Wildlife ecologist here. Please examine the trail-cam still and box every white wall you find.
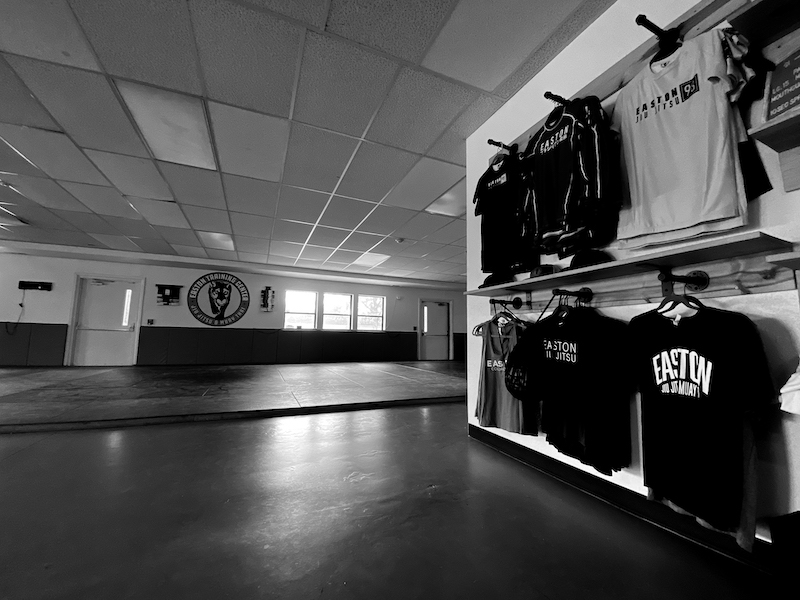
[465,0,800,522]
[0,253,467,333]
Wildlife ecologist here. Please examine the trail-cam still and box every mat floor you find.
[0,361,466,431]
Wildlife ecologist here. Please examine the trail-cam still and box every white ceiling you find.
[0,0,612,287]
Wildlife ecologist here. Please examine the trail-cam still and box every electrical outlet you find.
[147,319,155,325]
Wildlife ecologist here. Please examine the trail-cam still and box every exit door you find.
[420,301,450,360]
[71,277,142,366]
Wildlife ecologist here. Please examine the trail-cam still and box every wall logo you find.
[187,272,250,326]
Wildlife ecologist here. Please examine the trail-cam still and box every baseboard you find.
[468,424,779,575]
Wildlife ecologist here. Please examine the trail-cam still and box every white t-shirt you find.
[613,30,748,248]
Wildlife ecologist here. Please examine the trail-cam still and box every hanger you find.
[655,269,708,324]
[636,14,682,63]
[487,139,518,167]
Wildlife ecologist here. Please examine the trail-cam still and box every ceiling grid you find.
[0,0,611,285]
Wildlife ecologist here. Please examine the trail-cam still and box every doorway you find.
[419,300,451,360]
[70,277,143,366]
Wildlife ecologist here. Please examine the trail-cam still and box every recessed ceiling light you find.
[425,178,467,217]
[116,81,216,170]
[353,252,390,267]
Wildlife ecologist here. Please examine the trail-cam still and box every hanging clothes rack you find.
[487,139,518,153]
[552,287,593,303]
[489,297,530,310]
[657,269,709,296]
[635,14,682,61]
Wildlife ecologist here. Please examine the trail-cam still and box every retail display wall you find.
[465,0,800,562]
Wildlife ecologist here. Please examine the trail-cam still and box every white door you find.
[72,277,142,366]
[421,301,450,360]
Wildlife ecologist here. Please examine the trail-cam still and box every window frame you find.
[321,292,353,330]
[283,289,318,330]
[355,294,386,332]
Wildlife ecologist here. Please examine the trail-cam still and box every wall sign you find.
[187,272,250,326]
[767,48,800,121]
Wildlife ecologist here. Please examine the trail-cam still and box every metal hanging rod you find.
[552,287,593,303]
[544,91,569,106]
[489,297,529,310]
[657,268,710,296]
[487,139,518,153]
[635,14,668,38]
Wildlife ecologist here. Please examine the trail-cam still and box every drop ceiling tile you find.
[282,124,358,193]
[276,186,328,223]
[0,125,107,185]
[452,236,466,247]
[172,244,208,258]
[425,178,467,217]
[383,157,464,211]
[118,82,214,170]
[393,212,454,240]
[132,238,176,255]
[0,0,100,70]
[327,0,457,62]
[343,264,373,273]
[155,226,201,247]
[128,198,190,229]
[12,228,99,247]
[427,95,504,165]
[0,55,59,130]
[296,258,326,270]
[85,151,172,200]
[318,197,374,230]
[89,233,141,252]
[307,225,349,248]
[378,256,412,269]
[294,32,399,136]
[238,252,269,264]
[424,218,466,244]
[366,68,474,153]
[269,240,303,258]
[422,0,582,91]
[206,249,238,261]
[0,138,44,177]
[102,216,161,239]
[70,0,200,93]
[190,0,303,116]
[197,231,235,251]
[445,253,466,265]
[7,203,78,231]
[423,244,464,262]
[234,236,271,255]
[158,162,224,209]
[230,212,273,239]
[59,182,141,219]
[320,262,348,271]
[335,142,418,202]
[0,174,88,212]
[339,231,383,252]
[300,245,335,261]
[209,102,289,181]
[241,0,329,28]
[272,219,312,243]
[267,255,296,266]
[7,57,148,157]
[356,205,415,236]
[182,206,231,234]
[387,269,415,278]
[223,174,279,217]
[328,249,362,264]
[397,241,444,258]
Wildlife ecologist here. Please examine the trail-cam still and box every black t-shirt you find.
[628,307,774,530]
[507,306,633,474]
[473,155,527,273]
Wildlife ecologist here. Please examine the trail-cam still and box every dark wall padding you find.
[453,333,466,361]
[0,322,67,366]
[136,327,423,366]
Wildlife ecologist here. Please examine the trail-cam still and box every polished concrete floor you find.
[0,361,465,431]
[0,404,777,599]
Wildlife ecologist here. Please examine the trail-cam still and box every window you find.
[357,295,385,331]
[323,293,352,330]
[284,290,317,329]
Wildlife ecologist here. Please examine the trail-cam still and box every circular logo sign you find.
[187,272,250,326]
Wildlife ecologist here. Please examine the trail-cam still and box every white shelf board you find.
[766,251,800,271]
[466,231,793,297]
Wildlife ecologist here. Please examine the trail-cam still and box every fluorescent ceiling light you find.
[197,231,235,251]
[425,178,467,217]
[117,81,215,170]
[353,252,390,267]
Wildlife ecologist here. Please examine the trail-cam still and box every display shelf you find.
[466,231,793,297]
[748,109,800,153]
[766,250,800,270]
